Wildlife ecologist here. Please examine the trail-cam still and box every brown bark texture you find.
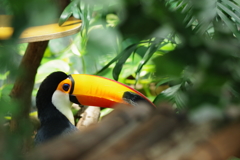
[26,103,240,160]
[76,106,100,130]
[10,41,48,130]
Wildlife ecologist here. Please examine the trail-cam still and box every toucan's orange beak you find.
[57,74,155,108]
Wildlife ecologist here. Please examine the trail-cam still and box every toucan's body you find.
[35,71,155,144]
[34,106,77,144]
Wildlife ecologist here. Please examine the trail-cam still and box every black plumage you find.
[35,72,77,145]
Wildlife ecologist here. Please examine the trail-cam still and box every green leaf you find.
[0,71,9,80]
[59,1,79,26]
[135,39,167,82]
[153,83,187,108]
[113,44,137,80]
[96,55,120,75]
[0,84,13,99]
[233,0,240,5]
[222,0,240,16]
[181,1,192,13]
[59,2,73,26]
[96,67,113,79]
[153,52,185,78]
[72,4,81,19]
[119,53,142,79]
[79,4,86,33]
[155,77,178,88]
[175,0,189,11]
[218,2,240,23]
[82,4,92,33]
[100,108,114,119]
[217,8,240,39]
[153,84,180,104]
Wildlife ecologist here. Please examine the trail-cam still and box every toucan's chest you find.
[35,118,77,145]
[35,107,78,145]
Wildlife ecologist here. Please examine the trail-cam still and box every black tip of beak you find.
[69,95,81,105]
[123,91,155,108]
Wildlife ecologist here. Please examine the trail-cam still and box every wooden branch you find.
[182,122,240,160]
[10,41,48,131]
[76,106,100,130]
[129,121,213,160]
[84,105,183,160]
[26,103,240,160]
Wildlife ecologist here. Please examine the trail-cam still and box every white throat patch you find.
[52,90,75,125]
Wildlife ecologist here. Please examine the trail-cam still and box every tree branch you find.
[76,106,100,130]
[26,103,240,160]
[10,41,48,121]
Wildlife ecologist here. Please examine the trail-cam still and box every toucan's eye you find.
[62,84,70,91]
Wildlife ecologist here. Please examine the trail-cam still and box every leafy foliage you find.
[2,0,240,110]
[1,0,240,158]
[56,0,240,112]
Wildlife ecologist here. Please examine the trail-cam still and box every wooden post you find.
[10,41,48,132]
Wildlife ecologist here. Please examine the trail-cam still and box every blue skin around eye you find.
[63,84,70,91]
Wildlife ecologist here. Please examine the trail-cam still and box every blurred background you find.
[1,0,240,159]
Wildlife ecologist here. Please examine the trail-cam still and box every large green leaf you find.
[113,44,137,81]
[59,0,80,26]
[153,84,180,104]
[222,0,240,16]
[135,39,166,82]
[218,2,240,23]
[217,8,240,39]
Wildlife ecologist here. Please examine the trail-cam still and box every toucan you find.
[35,71,155,144]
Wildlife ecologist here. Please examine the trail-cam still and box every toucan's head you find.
[36,71,155,124]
